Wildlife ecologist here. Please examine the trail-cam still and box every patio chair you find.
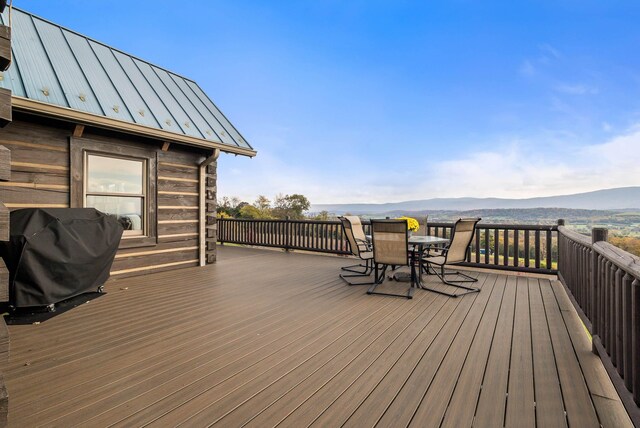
[339,216,374,285]
[367,219,415,299]
[421,217,481,297]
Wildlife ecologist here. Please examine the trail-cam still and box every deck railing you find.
[218,218,558,274]
[425,221,557,274]
[218,218,350,254]
[558,223,640,421]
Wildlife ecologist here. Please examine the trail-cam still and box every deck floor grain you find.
[1,246,632,427]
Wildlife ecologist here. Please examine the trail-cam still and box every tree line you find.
[217,194,330,220]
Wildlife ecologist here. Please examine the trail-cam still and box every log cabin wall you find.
[0,115,209,282]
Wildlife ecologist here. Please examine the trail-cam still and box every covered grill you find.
[0,208,123,308]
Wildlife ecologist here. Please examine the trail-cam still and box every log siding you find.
[0,117,208,281]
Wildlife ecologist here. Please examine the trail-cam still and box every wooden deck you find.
[2,246,632,427]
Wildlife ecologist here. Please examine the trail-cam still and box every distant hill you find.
[311,186,640,215]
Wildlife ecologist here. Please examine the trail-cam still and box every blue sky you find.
[19,1,640,204]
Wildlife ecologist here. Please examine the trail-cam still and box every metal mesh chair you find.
[367,219,415,299]
[339,216,374,285]
[422,217,481,297]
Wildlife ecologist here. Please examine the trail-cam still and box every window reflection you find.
[86,196,143,233]
[87,155,144,194]
[85,153,146,237]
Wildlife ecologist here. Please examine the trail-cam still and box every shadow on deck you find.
[2,246,632,427]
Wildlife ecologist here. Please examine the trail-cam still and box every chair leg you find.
[339,259,374,285]
[341,261,371,274]
[420,264,480,298]
[367,264,414,299]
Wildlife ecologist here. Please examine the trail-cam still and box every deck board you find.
[473,275,517,427]
[505,276,536,427]
[529,278,567,427]
[1,246,632,427]
[540,279,600,427]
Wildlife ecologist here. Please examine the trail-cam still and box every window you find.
[71,137,157,248]
[85,154,146,236]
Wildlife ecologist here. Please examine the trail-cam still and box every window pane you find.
[87,155,144,194]
[86,196,143,232]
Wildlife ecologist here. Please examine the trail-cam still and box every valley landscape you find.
[311,187,640,255]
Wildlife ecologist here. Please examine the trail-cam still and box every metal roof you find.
[0,8,254,155]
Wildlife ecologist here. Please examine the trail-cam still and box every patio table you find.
[366,235,450,288]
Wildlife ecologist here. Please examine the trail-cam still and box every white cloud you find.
[519,60,536,77]
[218,127,640,205]
[423,126,640,199]
[538,44,562,62]
[555,83,599,95]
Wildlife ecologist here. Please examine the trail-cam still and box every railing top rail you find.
[219,217,559,231]
[559,225,640,278]
[218,218,340,225]
[558,225,592,247]
[593,241,640,278]
[428,221,558,231]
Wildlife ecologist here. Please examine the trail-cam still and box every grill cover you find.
[0,208,123,308]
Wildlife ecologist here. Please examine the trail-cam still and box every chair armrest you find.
[355,238,372,252]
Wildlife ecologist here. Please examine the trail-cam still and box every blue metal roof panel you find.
[1,8,254,152]
[185,80,252,149]
[147,64,222,142]
[32,19,104,115]
[10,10,67,106]
[89,41,160,128]
[62,29,134,122]
[112,50,182,133]
[0,64,25,96]
[169,73,239,148]
[133,59,205,140]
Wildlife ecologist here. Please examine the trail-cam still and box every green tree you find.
[253,195,273,218]
[272,194,310,219]
[238,204,262,219]
[314,210,330,221]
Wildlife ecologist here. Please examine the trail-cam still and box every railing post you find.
[285,216,292,252]
[591,227,608,354]
[592,227,608,244]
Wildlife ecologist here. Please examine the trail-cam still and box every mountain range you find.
[311,186,640,215]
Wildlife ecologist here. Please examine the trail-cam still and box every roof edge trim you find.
[11,96,257,157]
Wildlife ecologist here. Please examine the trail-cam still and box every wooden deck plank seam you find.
[204,288,441,427]
[407,274,506,427]
[10,274,360,412]
[18,280,384,424]
[371,272,495,427]
[437,275,510,428]
[7,266,352,386]
[233,287,448,427]
[533,278,569,427]
[12,278,364,417]
[100,292,405,427]
[545,279,603,427]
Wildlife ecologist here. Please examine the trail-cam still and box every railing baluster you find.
[503,229,509,266]
[513,229,519,267]
[632,279,640,404]
[546,229,552,269]
[493,229,499,265]
[534,230,541,268]
[524,230,530,268]
[623,273,633,389]
[484,229,490,264]
[615,268,623,373]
